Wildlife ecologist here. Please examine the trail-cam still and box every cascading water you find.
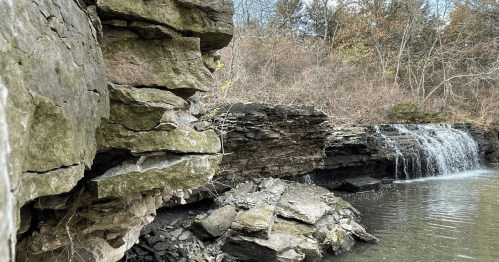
[374,124,481,180]
[394,124,480,177]
[0,77,13,261]
[374,126,408,180]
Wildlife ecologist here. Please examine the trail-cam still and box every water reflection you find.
[331,169,499,262]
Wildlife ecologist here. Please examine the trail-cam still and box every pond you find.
[331,168,499,262]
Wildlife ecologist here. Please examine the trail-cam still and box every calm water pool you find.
[330,168,499,262]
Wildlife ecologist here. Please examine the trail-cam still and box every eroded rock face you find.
[96,0,234,51]
[211,103,330,181]
[0,0,109,220]
[6,0,233,261]
[102,37,213,93]
[16,190,160,262]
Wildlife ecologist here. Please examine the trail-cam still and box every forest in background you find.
[203,0,499,126]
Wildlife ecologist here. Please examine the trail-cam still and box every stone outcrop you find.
[122,179,377,262]
[1,0,109,209]
[91,154,223,198]
[5,0,233,261]
[211,103,330,181]
[95,0,234,51]
[16,190,160,262]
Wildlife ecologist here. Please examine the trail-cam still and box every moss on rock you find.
[91,154,223,198]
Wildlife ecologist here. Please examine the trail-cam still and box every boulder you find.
[339,177,382,192]
[96,0,234,51]
[91,154,223,198]
[222,233,321,262]
[276,184,331,225]
[191,205,237,240]
[231,204,276,239]
[101,37,213,96]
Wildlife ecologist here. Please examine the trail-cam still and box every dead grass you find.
[204,32,499,127]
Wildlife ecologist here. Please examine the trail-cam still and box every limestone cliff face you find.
[0,0,233,261]
[0,0,109,225]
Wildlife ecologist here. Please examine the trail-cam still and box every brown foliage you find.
[205,0,499,126]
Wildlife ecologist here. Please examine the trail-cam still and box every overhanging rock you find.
[91,154,223,198]
[96,0,234,51]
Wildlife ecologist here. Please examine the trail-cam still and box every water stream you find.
[0,77,13,261]
[328,124,496,261]
[375,124,481,179]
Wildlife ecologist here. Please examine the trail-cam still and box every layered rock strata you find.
[10,0,234,261]
[313,123,494,188]
[211,103,331,181]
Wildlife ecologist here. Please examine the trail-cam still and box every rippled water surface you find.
[331,169,499,262]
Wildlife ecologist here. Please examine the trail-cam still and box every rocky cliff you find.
[1,0,233,261]
[211,103,331,181]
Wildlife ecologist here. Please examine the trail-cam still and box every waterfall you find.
[374,124,481,180]
[374,126,408,180]
[0,77,13,261]
[394,124,480,177]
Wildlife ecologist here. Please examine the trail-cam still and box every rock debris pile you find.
[124,178,378,262]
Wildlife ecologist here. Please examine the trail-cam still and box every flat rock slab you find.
[191,205,237,240]
[91,154,222,198]
[222,232,321,262]
[231,204,275,239]
[339,177,381,192]
[216,178,288,209]
[276,183,331,225]
[96,123,220,154]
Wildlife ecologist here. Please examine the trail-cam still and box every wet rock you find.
[231,204,275,239]
[191,205,237,240]
[323,226,356,255]
[339,177,382,192]
[349,221,379,243]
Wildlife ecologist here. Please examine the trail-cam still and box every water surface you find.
[331,169,499,262]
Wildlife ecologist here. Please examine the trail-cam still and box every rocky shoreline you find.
[122,178,378,262]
